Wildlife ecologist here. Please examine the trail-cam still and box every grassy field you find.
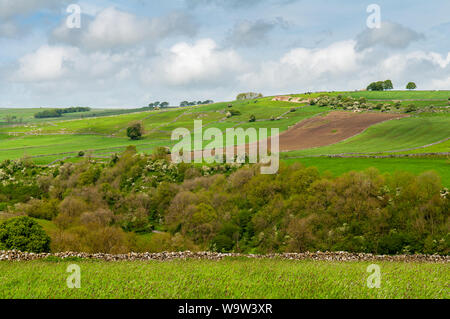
[0,107,150,126]
[0,259,448,299]
[0,91,449,186]
[282,114,450,157]
[282,157,450,187]
[292,90,450,100]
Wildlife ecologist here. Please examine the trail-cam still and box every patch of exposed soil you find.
[187,111,407,160]
[278,111,407,152]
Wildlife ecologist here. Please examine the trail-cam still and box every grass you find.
[282,157,450,187]
[0,107,151,126]
[0,102,327,162]
[0,259,447,299]
[282,114,450,157]
[291,90,450,100]
[0,92,448,185]
[0,135,170,162]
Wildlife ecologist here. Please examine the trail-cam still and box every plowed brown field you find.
[278,111,407,151]
[188,111,407,160]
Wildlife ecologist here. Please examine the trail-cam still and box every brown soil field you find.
[187,111,407,160]
[278,111,408,152]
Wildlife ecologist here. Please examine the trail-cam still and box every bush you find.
[152,147,171,160]
[127,122,144,140]
[405,105,417,113]
[0,216,51,253]
[249,115,256,122]
[23,199,59,220]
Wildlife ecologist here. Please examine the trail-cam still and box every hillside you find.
[0,90,448,185]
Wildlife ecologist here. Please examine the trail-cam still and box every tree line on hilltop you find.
[34,107,91,119]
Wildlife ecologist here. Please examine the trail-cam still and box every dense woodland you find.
[0,146,448,255]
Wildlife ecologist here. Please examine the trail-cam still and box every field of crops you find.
[0,259,447,299]
[281,114,450,156]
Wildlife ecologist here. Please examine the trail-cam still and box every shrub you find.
[152,147,171,160]
[228,109,241,116]
[78,151,85,157]
[249,115,256,122]
[405,105,417,113]
[0,216,51,253]
[126,122,144,140]
[23,199,59,220]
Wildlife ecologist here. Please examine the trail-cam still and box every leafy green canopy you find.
[0,216,51,253]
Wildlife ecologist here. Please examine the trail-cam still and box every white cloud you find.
[239,40,450,93]
[225,18,288,47]
[0,0,67,19]
[239,40,361,91]
[355,22,424,52]
[51,7,197,51]
[0,21,22,38]
[146,39,246,87]
[6,37,450,107]
[12,44,142,82]
[13,45,77,82]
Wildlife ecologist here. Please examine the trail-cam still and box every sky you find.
[0,0,449,108]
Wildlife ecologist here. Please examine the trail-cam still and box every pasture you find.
[0,90,449,185]
[0,259,448,299]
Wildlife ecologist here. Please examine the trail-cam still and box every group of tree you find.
[366,80,394,91]
[3,115,23,124]
[148,102,170,109]
[0,148,447,255]
[34,107,91,119]
[367,80,417,91]
[180,100,214,107]
[236,92,264,101]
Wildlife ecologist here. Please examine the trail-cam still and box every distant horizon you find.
[1,89,450,109]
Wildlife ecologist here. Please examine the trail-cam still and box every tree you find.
[236,92,264,101]
[127,122,144,140]
[383,80,393,90]
[367,81,385,91]
[160,102,169,108]
[0,216,51,253]
[406,82,417,90]
[249,115,256,122]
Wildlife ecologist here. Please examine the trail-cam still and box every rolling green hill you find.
[0,90,449,185]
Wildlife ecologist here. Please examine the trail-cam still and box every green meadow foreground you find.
[0,259,448,299]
